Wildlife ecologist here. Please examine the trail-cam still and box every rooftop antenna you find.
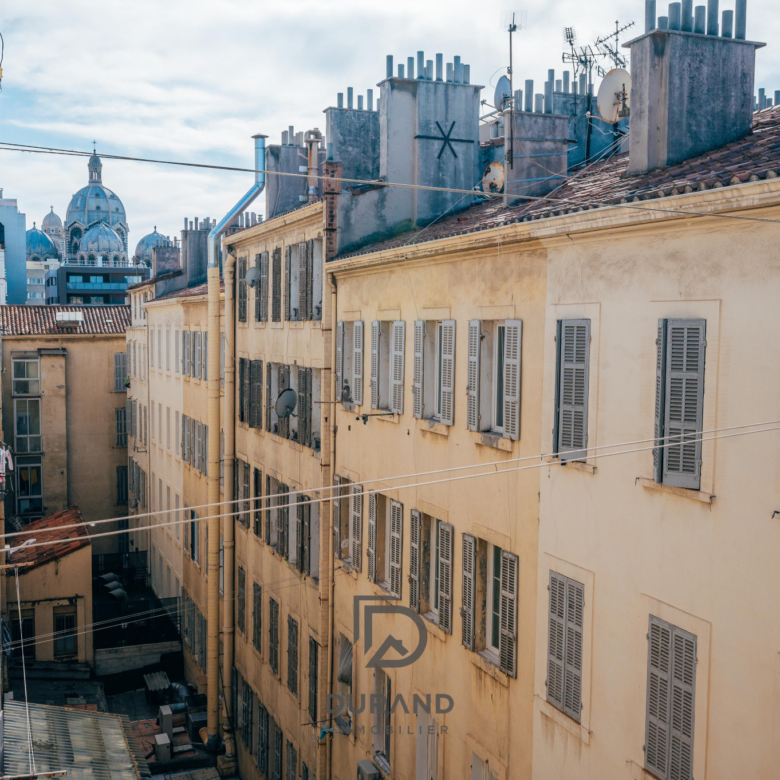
[594,20,636,70]
[501,10,527,170]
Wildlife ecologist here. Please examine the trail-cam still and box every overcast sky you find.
[1,0,778,251]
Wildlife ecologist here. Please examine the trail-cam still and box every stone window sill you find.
[418,419,449,437]
[469,650,509,687]
[536,696,590,745]
[376,412,400,424]
[636,477,714,504]
[543,455,596,474]
[472,431,513,452]
[422,612,448,642]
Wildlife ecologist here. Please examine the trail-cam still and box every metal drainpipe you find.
[205,133,266,750]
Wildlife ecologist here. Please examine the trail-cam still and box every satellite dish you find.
[482,161,505,193]
[494,75,512,111]
[275,387,298,419]
[245,266,260,288]
[597,68,631,124]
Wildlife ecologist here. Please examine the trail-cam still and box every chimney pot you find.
[367,89,374,110]
[463,64,471,84]
[426,60,434,80]
[524,80,534,112]
[347,87,354,109]
[184,217,188,229]
[446,63,453,82]
[775,89,780,106]
[358,95,364,110]
[407,56,415,80]
[282,130,289,145]
[398,63,405,78]
[681,0,694,30]
[759,87,766,109]
[579,73,587,94]
[693,5,706,32]
[534,94,544,113]
[386,55,393,79]
[721,9,733,37]
[454,56,463,84]
[417,51,425,79]
[658,15,669,28]
[735,0,746,39]
[707,0,719,35]
[646,0,657,30]
[514,89,523,109]
[436,54,443,81]
[337,92,344,108]
[544,81,553,113]
[563,71,570,93]
[556,79,562,92]
[289,125,295,141]
[668,2,682,30]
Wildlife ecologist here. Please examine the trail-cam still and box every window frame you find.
[485,543,502,662]
[14,397,42,453]
[53,606,78,658]
[12,357,40,396]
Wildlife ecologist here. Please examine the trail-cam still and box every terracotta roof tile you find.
[7,506,90,572]
[0,305,130,336]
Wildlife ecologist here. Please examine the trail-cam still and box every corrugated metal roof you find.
[0,306,131,336]
[3,700,150,780]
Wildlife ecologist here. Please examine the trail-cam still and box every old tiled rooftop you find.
[154,280,224,301]
[336,106,780,259]
[7,506,91,571]
[0,305,131,336]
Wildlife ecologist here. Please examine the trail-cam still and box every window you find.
[335,634,353,733]
[257,702,270,774]
[373,669,392,769]
[114,352,128,392]
[238,256,247,322]
[12,358,39,395]
[175,330,180,374]
[547,571,584,722]
[467,319,522,439]
[194,331,203,379]
[237,565,246,635]
[335,321,363,406]
[269,598,280,676]
[249,360,263,428]
[471,754,499,780]
[176,412,180,457]
[151,328,155,368]
[295,495,319,579]
[53,606,77,657]
[238,359,249,424]
[370,320,405,413]
[166,407,171,450]
[166,329,170,370]
[189,510,200,563]
[241,681,254,748]
[253,583,262,652]
[157,329,162,371]
[553,319,590,461]
[286,740,297,780]
[308,637,319,723]
[412,320,455,424]
[234,459,250,527]
[653,319,706,490]
[183,331,192,375]
[287,615,298,696]
[367,493,403,598]
[409,512,452,633]
[11,610,35,659]
[117,465,128,505]
[645,617,696,780]
[14,399,41,452]
[115,407,127,446]
[256,251,269,322]
[253,467,263,537]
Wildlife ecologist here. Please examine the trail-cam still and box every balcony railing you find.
[67,282,129,291]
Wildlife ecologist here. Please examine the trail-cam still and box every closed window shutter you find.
[298,241,310,321]
[563,578,583,718]
[204,425,209,476]
[253,583,261,650]
[284,246,292,321]
[258,704,269,773]
[499,551,519,678]
[184,331,191,375]
[308,637,318,722]
[290,493,299,568]
[367,492,377,583]
[461,533,476,650]
[243,459,250,526]
[274,729,283,779]
[250,360,263,428]
[503,320,522,441]
[371,322,380,409]
[306,240,315,321]
[663,319,706,490]
[287,616,298,696]
[194,332,202,379]
[238,257,247,322]
[467,321,481,431]
[333,475,342,560]
[269,599,279,675]
[243,359,251,424]
[413,321,424,419]
[259,251,269,322]
[302,498,311,575]
[278,484,289,558]
[298,367,311,447]
[547,572,566,710]
[391,321,405,414]
[409,509,421,612]
[278,365,290,438]
[350,483,363,571]
[654,319,668,483]
[253,468,262,536]
[203,332,208,380]
[440,320,456,426]
[556,319,590,460]
[114,353,126,392]
[389,500,403,599]
[237,566,246,634]
[438,522,453,633]
[646,616,673,779]
[669,626,696,780]
[265,475,272,544]
[265,363,273,433]
[352,321,364,405]
[272,247,282,322]
[335,322,344,402]
[238,360,245,422]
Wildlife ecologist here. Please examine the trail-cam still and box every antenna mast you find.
[501,11,526,170]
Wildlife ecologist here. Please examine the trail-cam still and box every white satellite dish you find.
[275,387,297,419]
[245,266,260,288]
[597,68,631,124]
[482,161,506,193]
[494,75,512,111]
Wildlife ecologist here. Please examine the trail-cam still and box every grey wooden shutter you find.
[391,321,405,414]
[243,359,251,423]
[237,566,246,634]
[250,360,263,428]
[238,257,247,322]
[258,704,269,773]
[547,572,566,710]
[243,459,250,525]
[298,366,312,448]
[184,331,192,375]
[367,492,377,583]
[413,321,424,419]
[333,475,342,560]
[371,321,380,409]
[389,500,403,598]
[254,254,262,322]
[308,637,318,722]
[654,319,668,483]
[204,425,209,476]
[278,484,289,557]
[352,321,364,405]
[302,498,311,575]
[265,475,272,543]
[114,352,126,392]
[663,319,706,490]
[253,582,262,650]
[504,320,522,441]
[350,483,363,571]
[563,577,583,719]
[440,320,456,426]
[646,616,673,779]
[195,332,203,379]
[290,494,300,568]
[284,246,292,321]
[466,321,481,431]
[298,241,310,320]
[409,509,421,612]
[287,616,298,695]
[306,240,315,321]
[272,247,282,322]
[265,362,273,433]
[461,533,476,650]
[438,522,453,633]
[259,251,269,322]
[234,459,240,523]
[557,319,590,460]
[499,551,519,678]
[278,365,290,439]
[203,332,208,380]
[335,322,344,402]
[669,625,696,780]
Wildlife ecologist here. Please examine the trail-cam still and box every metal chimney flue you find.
[722,10,734,37]
[668,2,682,30]
[694,5,706,33]
[682,0,694,30]
[707,0,719,35]
[646,0,657,30]
[735,0,746,39]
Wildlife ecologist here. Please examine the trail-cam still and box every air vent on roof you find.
[56,311,84,329]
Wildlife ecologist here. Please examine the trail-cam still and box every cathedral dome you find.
[65,155,126,229]
[26,224,59,259]
[42,207,62,229]
[134,227,170,263]
[79,222,125,255]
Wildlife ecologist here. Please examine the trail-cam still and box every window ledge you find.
[469,650,509,687]
[472,431,512,452]
[536,696,590,745]
[287,439,303,452]
[418,419,449,437]
[289,321,305,329]
[376,412,400,424]
[636,477,714,504]
[253,321,266,329]
[422,613,448,642]
[543,455,597,474]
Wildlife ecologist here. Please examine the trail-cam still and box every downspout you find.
[206,133,266,751]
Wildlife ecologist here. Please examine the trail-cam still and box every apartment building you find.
[0,305,130,551]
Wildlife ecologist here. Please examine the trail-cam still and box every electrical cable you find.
[14,567,36,776]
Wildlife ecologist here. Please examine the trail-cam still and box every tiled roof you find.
[154,279,224,301]
[126,269,182,292]
[336,106,780,259]
[0,305,131,336]
[7,506,91,571]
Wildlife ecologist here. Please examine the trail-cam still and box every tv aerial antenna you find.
[501,10,527,170]
[562,27,602,84]
[594,21,635,70]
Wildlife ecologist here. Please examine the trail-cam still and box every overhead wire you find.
[13,567,35,776]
